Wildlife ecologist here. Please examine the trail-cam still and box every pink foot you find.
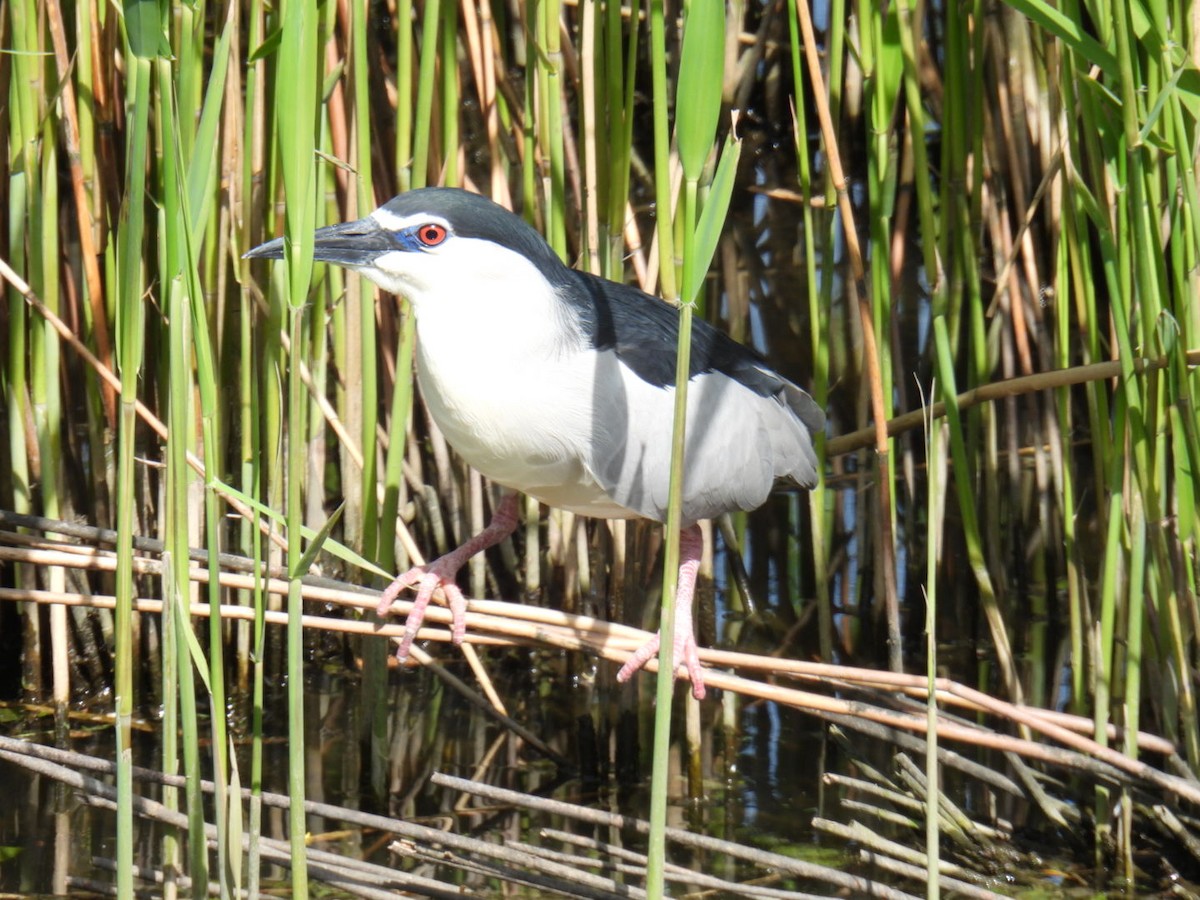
[377,492,519,660]
[616,525,707,699]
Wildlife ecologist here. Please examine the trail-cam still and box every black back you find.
[565,270,824,431]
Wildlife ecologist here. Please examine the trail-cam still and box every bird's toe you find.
[442,582,469,644]
[616,631,706,698]
[377,564,428,615]
[379,561,474,660]
[675,632,707,700]
[616,634,660,684]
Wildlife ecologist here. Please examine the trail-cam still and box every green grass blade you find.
[674,0,723,182]
[1001,0,1118,75]
[209,477,392,578]
[924,388,941,900]
[291,502,346,577]
[274,1,322,892]
[412,0,441,188]
[932,317,1021,702]
[685,129,741,304]
[113,37,155,897]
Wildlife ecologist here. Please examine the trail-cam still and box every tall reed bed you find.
[0,0,1197,894]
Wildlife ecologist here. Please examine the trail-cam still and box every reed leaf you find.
[674,0,724,182]
[685,129,741,305]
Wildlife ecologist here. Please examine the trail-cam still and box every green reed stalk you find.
[937,0,965,333]
[156,63,191,899]
[1055,40,1104,715]
[175,4,197,161]
[822,0,845,207]
[1093,392,1126,852]
[155,53,215,891]
[9,0,54,708]
[646,0,675,302]
[248,506,267,897]
[153,253,181,900]
[306,183,331,526]
[240,1,268,891]
[601,0,638,280]
[441,0,460,185]
[807,0,846,589]
[182,7,237,887]
[644,0,727,890]
[284,313,311,894]
[345,0,390,803]
[1121,492,1147,881]
[115,21,156,893]
[783,0,832,662]
[74,2,96,235]
[15,0,65,718]
[856,0,903,671]
[396,0,415,191]
[277,0,322,890]
[39,61,67,731]
[932,317,1020,701]
[642,0,675,887]
[348,0,376,553]
[1100,0,1198,759]
[198,237,233,896]
[3,0,37,703]
[960,0,989,586]
[539,0,566,253]
[925,394,941,900]
[412,0,441,188]
[646,193,691,899]
[54,0,113,508]
[521,24,537,217]
[377,309,418,602]
[893,0,940,300]
[163,286,207,893]
[581,0,599,271]
[1053,214,1084,718]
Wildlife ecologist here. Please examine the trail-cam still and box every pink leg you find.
[377,492,520,660]
[616,525,707,699]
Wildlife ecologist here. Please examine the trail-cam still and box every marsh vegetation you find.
[0,0,1198,895]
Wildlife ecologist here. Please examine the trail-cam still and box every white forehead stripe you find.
[371,207,451,231]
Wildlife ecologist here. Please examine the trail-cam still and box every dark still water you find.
[4,610,1179,897]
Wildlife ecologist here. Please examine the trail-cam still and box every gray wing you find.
[585,350,821,526]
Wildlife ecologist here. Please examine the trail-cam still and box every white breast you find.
[400,238,638,518]
[415,336,640,517]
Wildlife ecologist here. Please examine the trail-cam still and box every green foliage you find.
[674,0,724,182]
[1,0,1198,893]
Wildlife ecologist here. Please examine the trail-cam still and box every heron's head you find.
[244,187,567,303]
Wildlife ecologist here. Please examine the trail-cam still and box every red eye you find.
[416,223,447,246]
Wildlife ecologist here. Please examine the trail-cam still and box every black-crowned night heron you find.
[246,187,824,699]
